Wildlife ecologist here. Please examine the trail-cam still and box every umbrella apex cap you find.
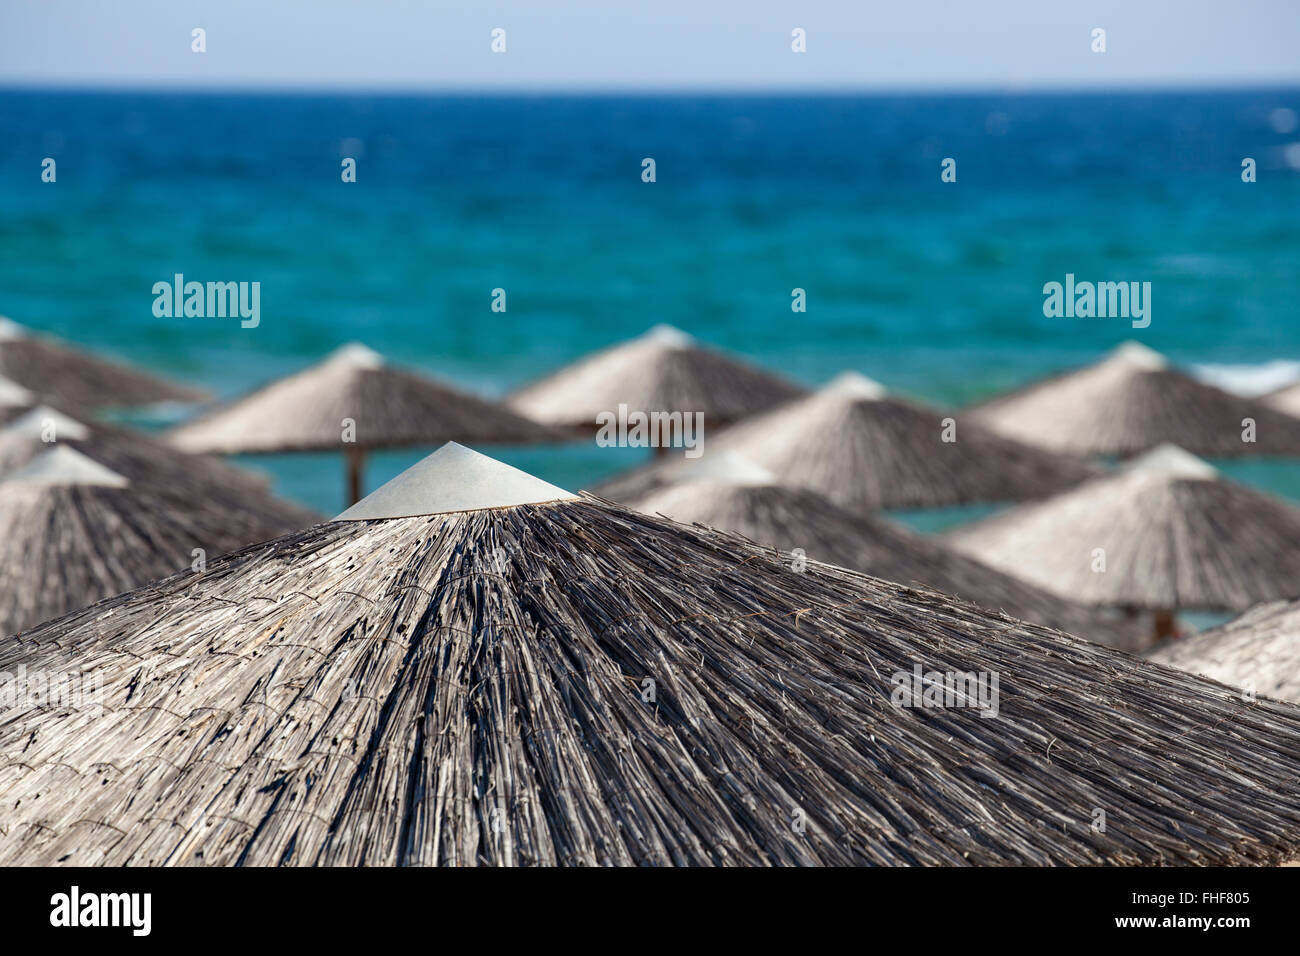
[4,445,128,488]
[326,342,386,370]
[5,405,91,441]
[640,324,695,349]
[1125,443,1218,479]
[0,375,34,407]
[334,442,578,520]
[821,370,888,400]
[0,316,26,342]
[1110,340,1168,371]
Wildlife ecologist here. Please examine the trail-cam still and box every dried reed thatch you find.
[1149,600,1300,704]
[0,315,206,410]
[596,371,1097,511]
[967,341,1300,457]
[4,443,1300,866]
[0,375,35,428]
[1263,379,1300,419]
[0,446,318,637]
[506,324,807,431]
[0,405,319,533]
[946,445,1300,636]
[629,458,1145,650]
[168,342,563,503]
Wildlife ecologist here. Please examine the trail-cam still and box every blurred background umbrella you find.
[628,452,1144,650]
[946,444,1300,639]
[596,371,1098,511]
[0,315,206,411]
[0,445,313,636]
[506,323,806,437]
[167,342,563,505]
[966,341,1300,457]
[0,404,319,532]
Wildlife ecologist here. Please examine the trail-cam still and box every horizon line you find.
[3,77,1300,98]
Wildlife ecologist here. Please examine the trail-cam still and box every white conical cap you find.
[639,324,695,350]
[325,342,385,370]
[1109,340,1168,371]
[0,376,33,406]
[0,316,25,342]
[1124,443,1218,480]
[666,450,777,486]
[4,405,91,441]
[820,370,888,400]
[4,445,128,487]
[334,442,577,520]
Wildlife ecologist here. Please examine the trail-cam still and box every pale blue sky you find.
[2,0,1298,91]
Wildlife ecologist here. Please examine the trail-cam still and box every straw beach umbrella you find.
[628,455,1145,650]
[167,342,562,505]
[0,315,206,410]
[0,375,35,427]
[945,444,1300,639]
[0,404,319,533]
[4,442,1300,865]
[596,371,1097,510]
[1148,600,1300,704]
[1263,379,1300,419]
[0,446,317,636]
[506,324,806,433]
[966,341,1300,457]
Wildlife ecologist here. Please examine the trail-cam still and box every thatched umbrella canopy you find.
[0,446,319,637]
[946,444,1300,639]
[0,405,319,533]
[168,342,562,504]
[596,371,1097,511]
[629,455,1144,651]
[4,442,1300,866]
[505,324,807,433]
[629,456,1145,650]
[0,375,35,427]
[966,341,1300,457]
[1148,600,1300,704]
[1263,379,1300,419]
[0,315,206,410]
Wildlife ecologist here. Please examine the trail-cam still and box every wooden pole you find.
[346,447,366,506]
[1153,608,1177,641]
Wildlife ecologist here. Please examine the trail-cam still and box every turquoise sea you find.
[2,88,1300,513]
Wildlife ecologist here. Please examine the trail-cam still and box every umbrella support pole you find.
[345,447,366,506]
[1153,608,1178,641]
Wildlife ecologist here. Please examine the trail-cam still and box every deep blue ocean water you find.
[2,88,1299,513]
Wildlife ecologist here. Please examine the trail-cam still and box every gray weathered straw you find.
[1149,600,1300,704]
[0,315,206,410]
[3,443,1299,866]
[1263,379,1300,419]
[0,375,35,428]
[597,371,1097,511]
[506,324,806,431]
[629,461,1145,650]
[0,405,319,533]
[168,342,562,503]
[966,341,1300,457]
[945,444,1300,637]
[0,446,317,637]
